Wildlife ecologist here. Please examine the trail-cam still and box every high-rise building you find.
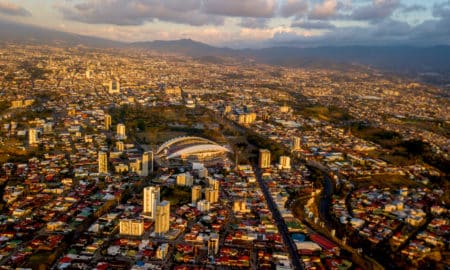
[104,114,112,130]
[292,136,301,151]
[116,141,124,152]
[197,199,210,212]
[28,128,38,145]
[155,200,170,235]
[43,123,53,134]
[259,149,271,169]
[119,219,144,236]
[208,233,219,255]
[279,156,291,170]
[117,123,126,139]
[141,151,152,177]
[98,151,108,174]
[176,173,186,186]
[205,187,219,204]
[191,185,202,204]
[143,186,160,219]
[108,79,120,94]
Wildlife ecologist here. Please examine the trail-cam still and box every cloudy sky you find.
[0,0,449,47]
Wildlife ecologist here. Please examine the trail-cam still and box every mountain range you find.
[1,19,450,78]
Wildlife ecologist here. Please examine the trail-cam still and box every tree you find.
[1,72,15,92]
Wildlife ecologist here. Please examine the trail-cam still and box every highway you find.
[254,166,304,270]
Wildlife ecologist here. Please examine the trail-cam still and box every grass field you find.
[351,173,420,189]
[298,105,352,122]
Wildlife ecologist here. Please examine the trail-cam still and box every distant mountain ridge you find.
[1,19,450,75]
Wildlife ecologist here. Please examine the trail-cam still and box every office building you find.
[208,233,219,255]
[279,156,291,170]
[143,186,160,219]
[259,149,271,169]
[108,79,120,94]
[98,151,108,174]
[155,200,170,235]
[176,173,186,186]
[105,114,112,130]
[117,123,126,139]
[205,187,219,204]
[119,219,144,236]
[292,136,301,151]
[197,199,210,212]
[192,185,202,204]
[156,243,169,260]
[116,141,124,152]
[43,123,53,134]
[141,151,152,176]
[28,128,38,145]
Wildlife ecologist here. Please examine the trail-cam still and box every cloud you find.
[203,0,277,18]
[57,0,224,26]
[291,20,336,29]
[349,0,401,21]
[432,0,450,18]
[270,15,450,47]
[239,18,270,29]
[400,4,427,13]
[309,0,338,20]
[0,1,31,17]
[280,0,309,17]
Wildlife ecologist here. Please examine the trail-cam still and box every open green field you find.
[298,105,352,122]
[351,173,419,189]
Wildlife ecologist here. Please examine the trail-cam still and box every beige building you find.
[155,200,170,235]
[191,185,202,204]
[292,136,301,151]
[119,219,144,236]
[259,149,271,169]
[238,112,257,125]
[143,186,160,219]
[116,141,124,152]
[117,123,126,139]
[28,128,38,145]
[141,151,152,176]
[98,151,108,174]
[208,233,219,255]
[279,156,291,170]
[205,187,219,204]
[104,114,112,130]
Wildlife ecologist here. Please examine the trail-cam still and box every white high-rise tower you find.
[143,186,160,219]
[141,151,153,176]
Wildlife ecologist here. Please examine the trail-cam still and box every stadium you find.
[155,136,232,167]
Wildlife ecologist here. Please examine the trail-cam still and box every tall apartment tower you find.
[279,156,291,170]
[28,128,38,145]
[116,141,124,152]
[141,151,153,177]
[117,123,126,139]
[104,114,112,130]
[98,151,108,174]
[109,79,120,94]
[155,200,170,235]
[191,185,202,204]
[205,187,219,204]
[259,149,271,169]
[143,186,160,219]
[292,136,301,151]
[208,233,220,255]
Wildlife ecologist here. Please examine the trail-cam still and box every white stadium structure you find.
[156,136,232,166]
